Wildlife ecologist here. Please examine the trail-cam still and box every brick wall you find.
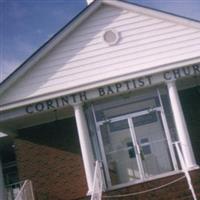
[78,169,200,200]
[101,169,200,200]
[15,117,88,200]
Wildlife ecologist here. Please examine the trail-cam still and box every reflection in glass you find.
[133,111,173,177]
[100,120,140,185]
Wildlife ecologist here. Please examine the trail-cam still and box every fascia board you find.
[0,0,102,96]
[1,56,200,112]
[103,0,200,29]
[1,0,200,97]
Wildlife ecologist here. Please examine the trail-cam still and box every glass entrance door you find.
[100,118,141,186]
[132,110,173,178]
[98,109,175,188]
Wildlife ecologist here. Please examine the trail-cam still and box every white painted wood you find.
[167,82,196,168]
[0,0,102,96]
[17,31,198,83]
[1,4,200,108]
[104,0,200,29]
[1,57,200,112]
[86,0,94,5]
[74,104,95,194]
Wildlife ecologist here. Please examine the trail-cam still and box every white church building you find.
[0,0,200,199]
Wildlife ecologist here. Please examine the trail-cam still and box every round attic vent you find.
[103,30,119,45]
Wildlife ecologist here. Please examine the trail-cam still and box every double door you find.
[97,108,177,187]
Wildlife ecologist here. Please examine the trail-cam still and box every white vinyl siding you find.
[1,5,200,105]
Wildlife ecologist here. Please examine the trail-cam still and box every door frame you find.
[92,90,179,189]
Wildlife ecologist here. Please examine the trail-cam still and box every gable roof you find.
[0,0,101,95]
[1,0,200,112]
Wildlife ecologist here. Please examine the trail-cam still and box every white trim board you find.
[0,62,199,121]
[1,0,200,112]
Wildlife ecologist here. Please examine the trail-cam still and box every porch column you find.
[73,104,95,194]
[167,81,196,168]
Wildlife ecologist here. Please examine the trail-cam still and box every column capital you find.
[166,80,176,87]
[73,103,83,110]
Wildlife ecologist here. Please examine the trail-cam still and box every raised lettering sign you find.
[24,64,200,114]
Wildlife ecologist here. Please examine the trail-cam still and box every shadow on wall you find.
[179,86,200,165]
[14,117,88,200]
[16,117,80,154]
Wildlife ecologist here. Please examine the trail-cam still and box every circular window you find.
[103,30,120,45]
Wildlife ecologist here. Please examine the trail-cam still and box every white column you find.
[0,157,5,200]
[73,104,95,194]
[167,81,196,169]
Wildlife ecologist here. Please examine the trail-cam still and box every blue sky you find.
[1,0,200,82]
